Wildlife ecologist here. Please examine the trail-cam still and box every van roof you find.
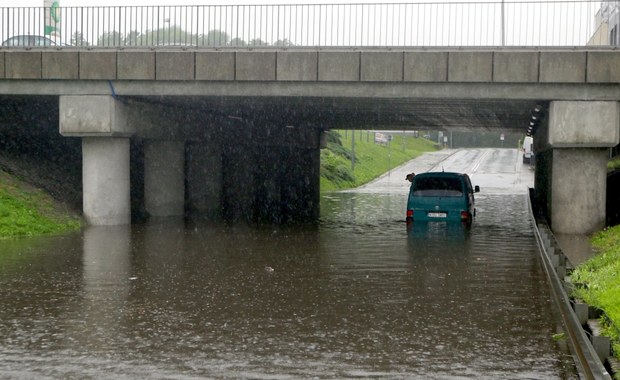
[414,171,467,179]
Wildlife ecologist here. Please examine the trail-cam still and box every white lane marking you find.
[471,149,492,173]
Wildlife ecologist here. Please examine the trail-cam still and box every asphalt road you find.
[352,148,534,195]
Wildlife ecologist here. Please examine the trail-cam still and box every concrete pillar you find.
[222,143,255,223]
[281,147,321,223]
[82,137,131,225]
[144,140,185,218]
[254,146,284,224]
[547,101,620,234]
[217,124,321,224]
[60,95,135,226]
[551,149,609,233]
[252,145,320,224]
[304,147,321,221]
[186,141,223,220]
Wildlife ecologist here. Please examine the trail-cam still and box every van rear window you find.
[413,177,463,197]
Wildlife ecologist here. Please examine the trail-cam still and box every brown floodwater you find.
[0,192,577,379]
[0,149,578,379]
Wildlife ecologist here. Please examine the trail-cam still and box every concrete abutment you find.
[543,101,620,234]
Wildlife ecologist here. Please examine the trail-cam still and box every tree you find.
[70,31,89,47]
[274,38,294,46]
[97,31,123,47]
[249,38,268,46]
[199,29,230,46]
[229,37,247,47]
[139,26,194,46]
[124,30,144,46]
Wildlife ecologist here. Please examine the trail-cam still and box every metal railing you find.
[1,1,619,48]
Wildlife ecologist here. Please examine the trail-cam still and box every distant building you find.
[589,1,620,46]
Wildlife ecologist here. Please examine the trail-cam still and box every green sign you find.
[44,1,61,36]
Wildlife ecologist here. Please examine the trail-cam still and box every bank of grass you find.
[321,130,438,191]
[570,225,620,369]
[610,155,620,171]
[0,170,81,239]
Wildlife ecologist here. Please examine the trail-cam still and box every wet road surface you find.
[0,149,577,379]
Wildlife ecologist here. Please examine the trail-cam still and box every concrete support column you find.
[547,101,620,234]
[254,146,284,224]
[551,149,609,234]
[218,125,321,224]
[280,146,320,223]
[186,141,222,220]
[82,137,131,225]
[144,140,185,218]
[304,147,321,221]
[222,143,255,223]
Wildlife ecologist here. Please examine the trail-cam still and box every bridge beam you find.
[547,101,620,234]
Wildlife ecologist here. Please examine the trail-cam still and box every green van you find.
[406,172,480,223]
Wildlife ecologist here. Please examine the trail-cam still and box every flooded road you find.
[0,149,577,379]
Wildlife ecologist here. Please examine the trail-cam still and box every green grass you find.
[570,224,620,366]
[609,155,620,171]
[320,130,438,191]
[0,170,81,239]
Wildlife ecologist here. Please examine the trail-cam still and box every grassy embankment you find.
[320,130,439,191]
[0,169,81,239]
[570,155,620,370]
[609,156,620,171]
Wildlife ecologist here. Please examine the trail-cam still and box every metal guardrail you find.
[0,1,619,48]
[529,190,613,380]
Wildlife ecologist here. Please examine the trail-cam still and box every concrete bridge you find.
[1,47,619,234]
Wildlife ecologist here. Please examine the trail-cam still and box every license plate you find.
[428,212,447,218]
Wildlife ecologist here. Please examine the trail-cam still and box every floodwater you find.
[0,149,578,379]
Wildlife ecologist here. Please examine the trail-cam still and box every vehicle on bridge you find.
[1,35,57,47]
[406,172,479,224]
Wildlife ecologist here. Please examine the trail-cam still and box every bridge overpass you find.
[1,46,619,234]
[1,1,620,234]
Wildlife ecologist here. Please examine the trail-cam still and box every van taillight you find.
[406,210,413,222]
[460,211,471,220]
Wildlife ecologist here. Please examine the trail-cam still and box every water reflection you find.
[75,226,132,352]
[0,192,577,378]
[407,221,471,250]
